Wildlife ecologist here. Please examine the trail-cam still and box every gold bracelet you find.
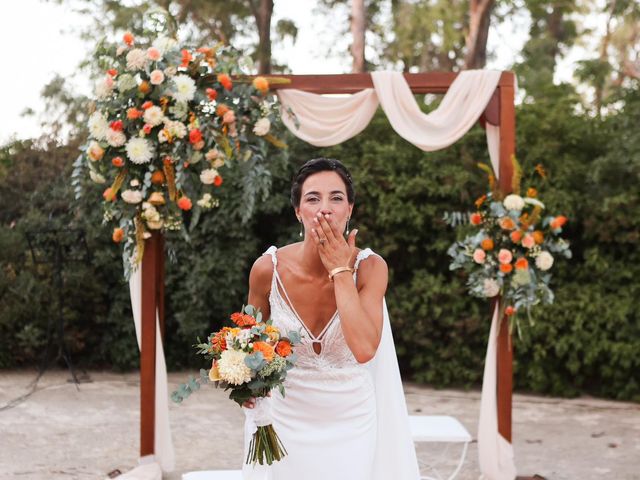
[328,266,354,282]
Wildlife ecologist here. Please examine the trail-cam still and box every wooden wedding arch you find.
[140,71,529,477]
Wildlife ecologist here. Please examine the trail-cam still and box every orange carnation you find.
[252,76,269,94]
[112,227,124,243]
[499,217,516,230]
[253,341,275,362]
[515,257,529,270]
[481,238,494,251]
[550,215,568,230]
[533,230,544,244]
[527,187,537,198]
[275,339,292,357]
[230,312,257,327]
[127,108,143,119]
[510,230,523,243]
[112,156,124,167]
[180,49,192,67]
[214,175,223,187]
[177,196,192,211]
[206,88,217,101]
[505,306,516,316]
[500,263,513,274]
[470,213,482,225]
[211,329,228,352]
[217,73,233,90]
[141,101,154,110]
[189,128,203,144]
[151,171,165,185]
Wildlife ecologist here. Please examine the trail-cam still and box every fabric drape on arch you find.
[277,70,516,480]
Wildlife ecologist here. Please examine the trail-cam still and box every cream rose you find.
[200,168,219,185]
[498,248,513,264]
[121,189,143,204]
[473,248,486,264]
[253,118,271,136]
[149,69,165,85]
[483,278,500,298]
[535,251,554,271]
[503,194,525,211]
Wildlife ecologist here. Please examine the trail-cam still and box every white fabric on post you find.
[477,304,517,480]
[370,70,501,151]
[278,88,379,147]
[130,267,175,472]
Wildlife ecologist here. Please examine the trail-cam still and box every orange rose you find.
[533,230,544,244]
[112,156,124,167]
[500,263,513,274]
[481,238,494,251]
[527,187,537,197]
[252,76,269,94]
[510,230,523,243]
[127,108,143,119]
[189,129,203,144]
[515,257,529,270]
[206,88,217,101]
[123,32,134,46]
[151,171,165,185]
[470,213,482,225]
[214,175,223,187]
[550,215,568,230]
[112,227,124,243]
[217,73,233,90]
[505,306,516,316]
[138,81,151,94]
[253,341,275,362]
[216,103,230,117]
[275,339,292,357]
[177,196,192,211]
[499,217,516,230]
[141,101,154,110]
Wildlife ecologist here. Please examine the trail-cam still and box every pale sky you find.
[0,0,600,146]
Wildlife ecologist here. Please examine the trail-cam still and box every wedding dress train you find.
[242,247,420,480]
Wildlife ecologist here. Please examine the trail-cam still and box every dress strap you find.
[354,247,375,270]
[263,245,278,266]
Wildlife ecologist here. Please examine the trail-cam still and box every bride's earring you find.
[345,217,350,236]
[298,218,303,238]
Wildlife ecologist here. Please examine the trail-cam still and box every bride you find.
[242,158,420,480]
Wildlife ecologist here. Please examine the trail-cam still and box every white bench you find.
[409,415,472,480]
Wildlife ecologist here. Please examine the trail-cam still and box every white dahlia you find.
[88,112,108,140]
[106,129,126,147]
[171,74,196,103]
[503,194,525,212]
[217,349,252,385]
[164,119,187,139]
[253,118,271,136]
[126,48,147,71]
[483,278,500,298]
[125,137,154,164]
[199,168,219,185]
[121,189,143,204]
[143,106,164,126]
[535,251,554,271]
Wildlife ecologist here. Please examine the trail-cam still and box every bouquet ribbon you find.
[243,397,273,436]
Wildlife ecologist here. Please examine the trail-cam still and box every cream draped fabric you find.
[277,70,517,480]
[129,267,175,474]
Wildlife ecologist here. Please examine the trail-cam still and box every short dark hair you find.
[290,158,355,208]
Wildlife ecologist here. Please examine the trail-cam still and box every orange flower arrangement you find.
[177,196,192,211]
[252,76,269,94]
[533,230,544,244]
[112,227,124,243]
[510,230,523,243]
[499,217,516,230]
[500,263,513,274]
[217,73,233,91]
[275,340,292,357]
[550,216,568,230]
[470,213,483,225]
[515,258,529,270]
[481,238,494,250]
[230,312,257,327]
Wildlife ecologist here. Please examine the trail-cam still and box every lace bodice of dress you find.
[264,246,376,371]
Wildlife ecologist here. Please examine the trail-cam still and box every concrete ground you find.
[0,370,638,480]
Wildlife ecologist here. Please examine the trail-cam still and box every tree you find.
[351,0,367,72]
[463,0,495,69]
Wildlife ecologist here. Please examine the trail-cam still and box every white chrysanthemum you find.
[143,106,164,126]
[503,194,525,211]
[171,74,196,103]
[164,119,187,139]
[200,168,219,185]
[125,137,154,164]
[253,118,271,136]
[117,73,137,92]
[483,278,500,298]
[106,129,126,147]
[88,112,108,140]
[152,36,177,55]
[535,251,554,271]
[121,189,143,204]
[95,76,115,99]
[89,170,106,184]
[126,48,147,71]
[217,349,252,385]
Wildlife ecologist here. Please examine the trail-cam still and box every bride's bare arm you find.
[312,213,385,363]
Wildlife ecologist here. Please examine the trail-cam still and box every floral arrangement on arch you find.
[76,31,285,273]
[446,160,572,337]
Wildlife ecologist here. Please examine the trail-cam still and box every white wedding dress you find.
[242,247,420,480]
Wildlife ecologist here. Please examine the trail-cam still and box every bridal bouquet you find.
[446,161,572,337]
[75,30,286,274]
[172,305,300,465]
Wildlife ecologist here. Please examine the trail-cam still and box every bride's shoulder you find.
[355,248,388,279]
[249,248,275,289]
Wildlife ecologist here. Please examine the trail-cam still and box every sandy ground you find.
[0,370,639,480]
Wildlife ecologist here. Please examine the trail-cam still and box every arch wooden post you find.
[140,231,164,457]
